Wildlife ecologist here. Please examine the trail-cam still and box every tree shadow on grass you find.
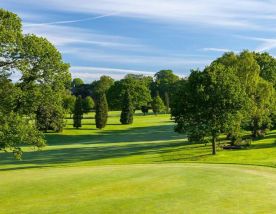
[0,140,192,170]
[46,125,183,146]
[248,132,276,150]
[1,124,233,171]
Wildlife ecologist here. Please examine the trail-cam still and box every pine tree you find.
[95,93,108,129]
[152,95,165,115]
[120,91,134,124]
[73,96,83,129]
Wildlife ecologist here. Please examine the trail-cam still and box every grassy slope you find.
[1,164,276,214]
[0,111,275,169]
[1,111,276,213]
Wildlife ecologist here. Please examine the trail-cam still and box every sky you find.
[2,0,276,82]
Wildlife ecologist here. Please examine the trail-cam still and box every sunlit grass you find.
[0,111,276,213]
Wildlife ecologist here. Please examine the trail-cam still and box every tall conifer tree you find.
[120,91,134,124]
[95,93,108,129]
[73,96,83,129]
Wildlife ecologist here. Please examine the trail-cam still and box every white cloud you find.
[23,23,148,51]
[14,0,276,29]
[202,48,234,53]
[24,12,119,27]
[237,36,276,52]
[71,66,155,75]
[70,66,155,81]
[64,47,211,67]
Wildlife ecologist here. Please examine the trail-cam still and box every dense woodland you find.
[1,9,276,158]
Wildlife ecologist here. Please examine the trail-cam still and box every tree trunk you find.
[212,137,216,155]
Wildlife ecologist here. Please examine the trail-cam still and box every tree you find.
[214,51,276,137]
[254,52,276,88]
[0,9,23,76]
[95,93,108,129]
[0,77,21,113]
[172,64,246,155]
[72,78,84,88]
[152,95,165,115]
[19,35,71,131]
[107,75,151,110]
[154,70,180,113]
[36,88,65,133]
[91,75,114,95]
[73,96,83,129]
[82,96,94,114]
[0,9,70,158]
[120,91,134,124]
[63,93,76,118]
[0,112,45,159]
[248,79,275,137]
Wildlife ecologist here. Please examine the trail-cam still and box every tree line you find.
[171,51,276,154]
[67,71,178,129]
[0,9,179,158]
[1,9,275,158]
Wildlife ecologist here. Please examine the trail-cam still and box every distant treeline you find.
[1,8,275,158]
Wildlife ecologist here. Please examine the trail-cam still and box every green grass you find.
[0,111,276,213]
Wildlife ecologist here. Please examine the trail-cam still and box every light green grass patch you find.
[1,164,276,214]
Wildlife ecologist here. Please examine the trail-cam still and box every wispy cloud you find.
[237,35,276,52]
[24,12,119,27]
[23,23,146,51]
[70,66,155,81]
[14,0,276,29]
[64,47,211,67]
[202,48,234,53]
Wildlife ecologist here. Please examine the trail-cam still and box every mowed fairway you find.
[1,112,276,213]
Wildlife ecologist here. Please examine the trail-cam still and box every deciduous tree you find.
[152,95,165,115]
[172,64,246,155]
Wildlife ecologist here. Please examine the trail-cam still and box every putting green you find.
[1,163,276,214]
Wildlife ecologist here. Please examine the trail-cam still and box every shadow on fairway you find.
[0,140,198,171]
[46,125,182,146]
[0,124,196,170]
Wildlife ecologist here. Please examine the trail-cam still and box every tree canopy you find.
[107,75,151,110]
[0,9,70,158]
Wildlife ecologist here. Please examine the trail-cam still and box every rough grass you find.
[0,111,276,213]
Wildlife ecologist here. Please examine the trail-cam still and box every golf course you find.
[1,5,276,213]
[1,112,276,214]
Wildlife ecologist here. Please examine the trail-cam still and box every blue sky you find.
[2,0,276,82]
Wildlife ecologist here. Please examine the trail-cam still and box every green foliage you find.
[107,75,151,110]
[63,93,76,117]
[91,75,114,95]
[172,64,246,155]
[120,91,134,124]
[73,96,83,129]
[213,51,276,137]
[0,112,45,159]
[72,78,84,88]
[154,70,180,112]
[36,104,65,133]
[151,95,165,115]
[0,10,70,158]
[95,93,108,129]
[254,52,276,88]
[0,77,21,113]
[248,79,275,137]
[0,9,23,76]
[82,96,94,114]
[35,86,65,133]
